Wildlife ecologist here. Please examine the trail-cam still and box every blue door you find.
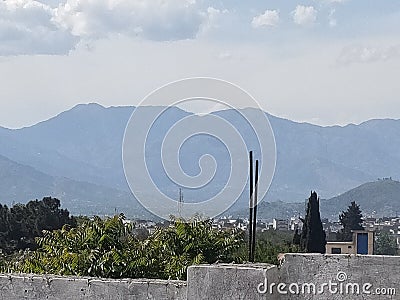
[357,233,368,254]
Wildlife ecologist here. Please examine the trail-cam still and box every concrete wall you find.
[187,263,280,300]
[279,254,398,299]
[0,274,186,300]
[1,254,399,299]
[188,254,399,300]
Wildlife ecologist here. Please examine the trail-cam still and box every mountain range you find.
[0,103,399,219]
[236,179,400,220]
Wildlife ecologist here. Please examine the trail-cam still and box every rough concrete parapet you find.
[2,254,399,299]
[187,254,399,299]
[187,263,279,300]
[0,274,187,300]
[279,253,399,299]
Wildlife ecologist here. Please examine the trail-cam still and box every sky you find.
[0,0,399,128]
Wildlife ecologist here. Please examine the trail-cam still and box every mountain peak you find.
[70,103,106,111]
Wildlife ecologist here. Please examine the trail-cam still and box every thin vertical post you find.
[251,159,259,262]
[248,151,254,262]
[178,188,183,218]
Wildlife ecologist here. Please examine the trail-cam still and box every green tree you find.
[2,215,243,280]
[300,191,326,253]
[0,204,11,250]
[150,218,244,279]
[231,230,301,265]
[337,201,363,242]
[0,197,76,253]
[374,232,398,255]
[254,230,301,264]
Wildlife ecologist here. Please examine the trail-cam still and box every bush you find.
[2,215,244,280]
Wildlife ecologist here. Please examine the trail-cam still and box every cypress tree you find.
[292,228,301,245]
[300,191,326,253]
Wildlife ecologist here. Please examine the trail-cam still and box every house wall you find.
[326,242,355,254]
[326,231,374,255]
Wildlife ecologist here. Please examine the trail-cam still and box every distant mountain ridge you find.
[246,179,400,220]
[0,103,399,218]
[0,153,152,218]
[321,178,400,218]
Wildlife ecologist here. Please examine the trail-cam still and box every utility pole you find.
[178,188,183,218]
[248,152,259,262]
[248,151,254,261]
[251,159,259,262]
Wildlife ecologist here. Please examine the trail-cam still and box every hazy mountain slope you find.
[246,179,400,221]
[13,103,132,170]
[0,103,399,216]
[267,115,400,201]
[321,178,400,219]
[0,104,133,190]
[0,154,149,218]
[0,129,107,189]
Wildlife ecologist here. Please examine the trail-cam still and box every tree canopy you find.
[0,197,76,253]
[374,232,398,255]
[337,201,363,241]
[2,215,244,280]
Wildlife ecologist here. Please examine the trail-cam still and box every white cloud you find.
[292,5,317,26]
[251,10,279,28]
[54,0,206,41]
[0,0,77,55]
[198,7,228,37]
[0,0,217,55]
[337,44,400,65]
